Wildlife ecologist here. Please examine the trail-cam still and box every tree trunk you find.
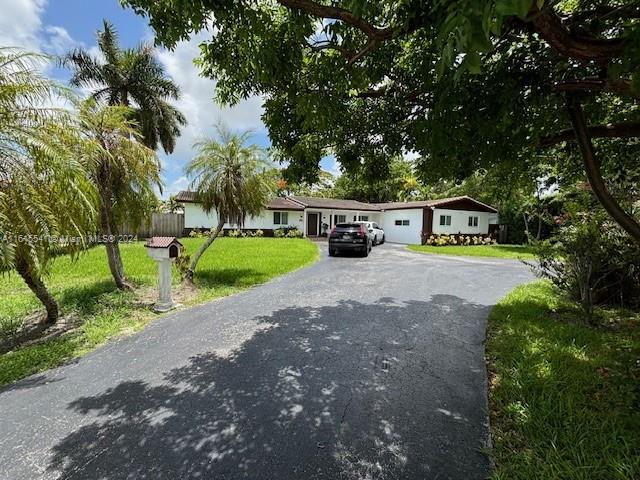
[566,95,640,245]
[184,219,225,284]
[15,254,59,325]
[536,215,543,240]
[97,169,131,290]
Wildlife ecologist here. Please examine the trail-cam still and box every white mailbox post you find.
[145,236,182,312]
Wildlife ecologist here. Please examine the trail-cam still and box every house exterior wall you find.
[380,208,423,244]
[431,208,491,235]
[183,203,304,231]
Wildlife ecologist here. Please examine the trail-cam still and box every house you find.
[175,191,498,245]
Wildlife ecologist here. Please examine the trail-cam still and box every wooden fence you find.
[121,213,185,238]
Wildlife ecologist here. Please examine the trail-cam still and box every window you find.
[373,223,379,229]
[358,215,369,221]
[273,211,288,225]
[395,219,410,226]
[439,215,451,226]
[395,219,402,226]
[336,214,346,223]
[468,216,478,227]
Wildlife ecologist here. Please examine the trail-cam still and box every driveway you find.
[0,244,533,480]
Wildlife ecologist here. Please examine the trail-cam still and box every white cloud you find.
[155,30,266,196]
[164,175,190,197]
[0,0,46,50]
[44,25,76,54]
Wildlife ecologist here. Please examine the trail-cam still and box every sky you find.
[0,0,340,197]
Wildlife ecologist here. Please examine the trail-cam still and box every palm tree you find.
[76,100,162,289]
[64,21,182,288]
[184,126,275,283]
[0,49,96,324]
[64,20,186,153]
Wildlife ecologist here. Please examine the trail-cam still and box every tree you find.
[160,194,183,214]
[183,126,274,283]
[0,49,96,324]
[64,21,185,287]
[124,0,640,242]
[64,20,186,153]
[76,100,161,289]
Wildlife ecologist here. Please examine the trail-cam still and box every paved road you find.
[0,244,533,480]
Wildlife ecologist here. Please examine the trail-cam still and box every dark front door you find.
[307,213,319,236]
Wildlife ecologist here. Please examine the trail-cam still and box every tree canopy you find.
[123,0,640,241]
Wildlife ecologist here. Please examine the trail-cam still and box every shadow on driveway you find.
[48,295,492,479]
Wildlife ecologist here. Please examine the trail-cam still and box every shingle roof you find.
[176,191,496,213]
[175,191,197,202]
[289,196,381,211]
[374,196,497,213]
[175,191,304,210]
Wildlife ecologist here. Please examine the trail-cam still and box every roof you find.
[289,196,381,211]
[175,191,304,210]
[145,236,183,248]
[176,191,496,213]
[374,196,497,213]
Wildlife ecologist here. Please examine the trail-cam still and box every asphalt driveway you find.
[0,243,533,480]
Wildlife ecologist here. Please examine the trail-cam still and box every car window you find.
[373,223,379,229]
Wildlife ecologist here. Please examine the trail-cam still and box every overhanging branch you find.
[529,6,626,63]
[540,122,640,146]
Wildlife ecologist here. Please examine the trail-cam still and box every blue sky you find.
[0,0,340,197]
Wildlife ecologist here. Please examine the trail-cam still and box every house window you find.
[395,219,410,226]
[358,215,369,221]
[273,211,289,225]
[468,216,479,227]
[336,214,346,223]
[439,215,452,226]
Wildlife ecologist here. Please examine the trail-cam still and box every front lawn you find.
[407,244,535,259]
[487,281,640,479]
[0,237,318,386]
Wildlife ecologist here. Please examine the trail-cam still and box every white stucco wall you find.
[183,203,304,230]
[431,208,490,235]
[380,209,423,244]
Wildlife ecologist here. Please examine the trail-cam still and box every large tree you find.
[65,21,185,287]
[65,20,186,153]
[184,125,274,283]
[0,49,96,324]
[124,0,640,242]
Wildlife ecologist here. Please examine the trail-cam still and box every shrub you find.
[273,228,285,238]
[529,211,640,321]
[286,228,303,238]
[248,229,264,237]
[227,229,242,238]
[189,228,204,238]
[423,233,495,246]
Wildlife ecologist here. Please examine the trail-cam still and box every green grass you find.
[407,243,535,259]
[0,237,318,386]
[487,281,640,479]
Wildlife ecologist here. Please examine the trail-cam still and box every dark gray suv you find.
[328,223,373,257]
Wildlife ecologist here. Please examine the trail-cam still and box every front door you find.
[307,213,319,236]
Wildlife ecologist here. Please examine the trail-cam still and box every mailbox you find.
[145,237,183,312]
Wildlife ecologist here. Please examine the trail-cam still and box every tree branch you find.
[540,122,640,146]
[552,78,632,96]
[278,0,394,40]
[529,6,626,63]
[566,94,640,245]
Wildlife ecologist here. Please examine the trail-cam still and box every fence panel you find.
[121,213,185,238]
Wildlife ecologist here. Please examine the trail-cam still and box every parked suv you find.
[328,223,373,257]
[355,221,385,245]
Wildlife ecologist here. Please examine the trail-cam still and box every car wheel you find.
[381,234,385,244]
[329,249,336,257]
[373,235,378,246]
[362,247,369,257]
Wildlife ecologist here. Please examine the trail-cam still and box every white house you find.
[176,192,498,245]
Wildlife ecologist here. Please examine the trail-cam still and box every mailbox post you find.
[145,236,182,312]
